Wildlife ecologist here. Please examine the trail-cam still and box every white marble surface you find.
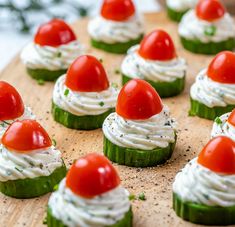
[0,0,161,71]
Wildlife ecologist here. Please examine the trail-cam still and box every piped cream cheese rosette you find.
[21,19,85,81]
[173,136,235,225]
[178,0,235,54]
[88,0,144,54]
[121,29,187,98]
[211,109,235,141]
[166,0,198,22]
[47,153,132,227]
[0,81,35,139]
[189,51,235,120]
[52,55,119,130]
[0,119,66,198]
[102,79,176,167]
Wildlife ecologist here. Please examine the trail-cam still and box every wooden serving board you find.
[0,12,222,227]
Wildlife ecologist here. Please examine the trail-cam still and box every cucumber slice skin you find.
[47,206,133,227]
[173,193,235,225]
[52,102,115,130]
[0,164,66,199]
[103,135,176,167]
[167,7,187,22]
[180,37,235,55]
[90,35,144,54]
[122,74,185,98]
[189,98,235,120]
[27,68,67,81]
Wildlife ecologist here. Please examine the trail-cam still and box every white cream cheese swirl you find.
[0,145,63,181]
[211,112,235,141]
[190,69,235,108]
[0,106,35,139]
[102,106,176,150]
[88,15,144,44]
[179,10,235,43]
[121,45,187,82]
[167,0,198,12]
[21,40,85,70]
[173,158,235,207]
[48,179,131,227]
[53,75,119,116]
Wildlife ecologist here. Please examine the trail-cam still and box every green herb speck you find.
[37,79,45,85]
[138,192,146,201]
[99,101,104,107]
[111,82,118,88]
[215,117,222,125]
[129,194,136,201]
[15,167,23,172]
[99,58,103,63]
[53,184,59,191]
[204,25,216,36]
[203,193,210,200]
[52,139,57,146]
[43,217,47,225]
[64,89,69,97]
[114,69,120,74]
[57,52,62,58]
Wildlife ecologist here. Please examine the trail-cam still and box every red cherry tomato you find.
[34,19,76,47]
[2,120,52,152]
[65,55,109,92]
[138,29,176,61]
[228,109,235,127]
[196,0,225,22]
[0,81,24,121]
[198,136,235,174]
[101,0,135,21]
[116,79,163,120]
[66,153,120,198]
[207,51,235,84]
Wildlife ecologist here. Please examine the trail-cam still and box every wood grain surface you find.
[0,12,222,227]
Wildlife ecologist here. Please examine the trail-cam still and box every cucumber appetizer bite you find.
[47,153,132,227]
[0,81,35,139]
[52,55,119,130]
[102,79,177,167]
[166,0,198,22]
[173,136,235,225]
[179,0,235,55]
[189,51,235,120]
[88,0,144,54]
[0,119,66,198]
[211,109,235,140]
[121,29,187,97]
[21,19,85,81]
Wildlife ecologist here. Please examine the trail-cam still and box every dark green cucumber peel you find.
[180,37,235,55]
[27,68,67,81]
[173,193,235,225]
[0,164,66,199]
[52,102,115,130]
[122,74,185,98]
[47,206,133,227]
[189,98,235,120]
[167,7,187,22]
[90,35,144,54]
[103,135,176,167]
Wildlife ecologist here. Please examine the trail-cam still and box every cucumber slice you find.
[122,74,185,98]
[189,98,235,120]
[103,135,176,167]
[52,102,115,130]
[27,68,67,81]
[90,35,144,54]
[47,206,133,227]
[173,193,235,225]
[0,164,66,198]
[167,7,187,22]
[180,37,235,55]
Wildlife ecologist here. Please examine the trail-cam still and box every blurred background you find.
[0,0,234,71]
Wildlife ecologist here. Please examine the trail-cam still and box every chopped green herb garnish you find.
[52,139,57,146]
[57,52,62,58]
[215,117,222,125]
[43,217,47,225]
[114,69,120,74]
[99,58,103,63]
[99,101,104,107]
[64,89,69,97]
[203,194,210,200]
[53,184,59,191]
[129,194,136,201]
[15,167,23,172]
[138,192,146,201]
[204,25,216,36]
[111,82,118,88]
[37,79,45,85]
